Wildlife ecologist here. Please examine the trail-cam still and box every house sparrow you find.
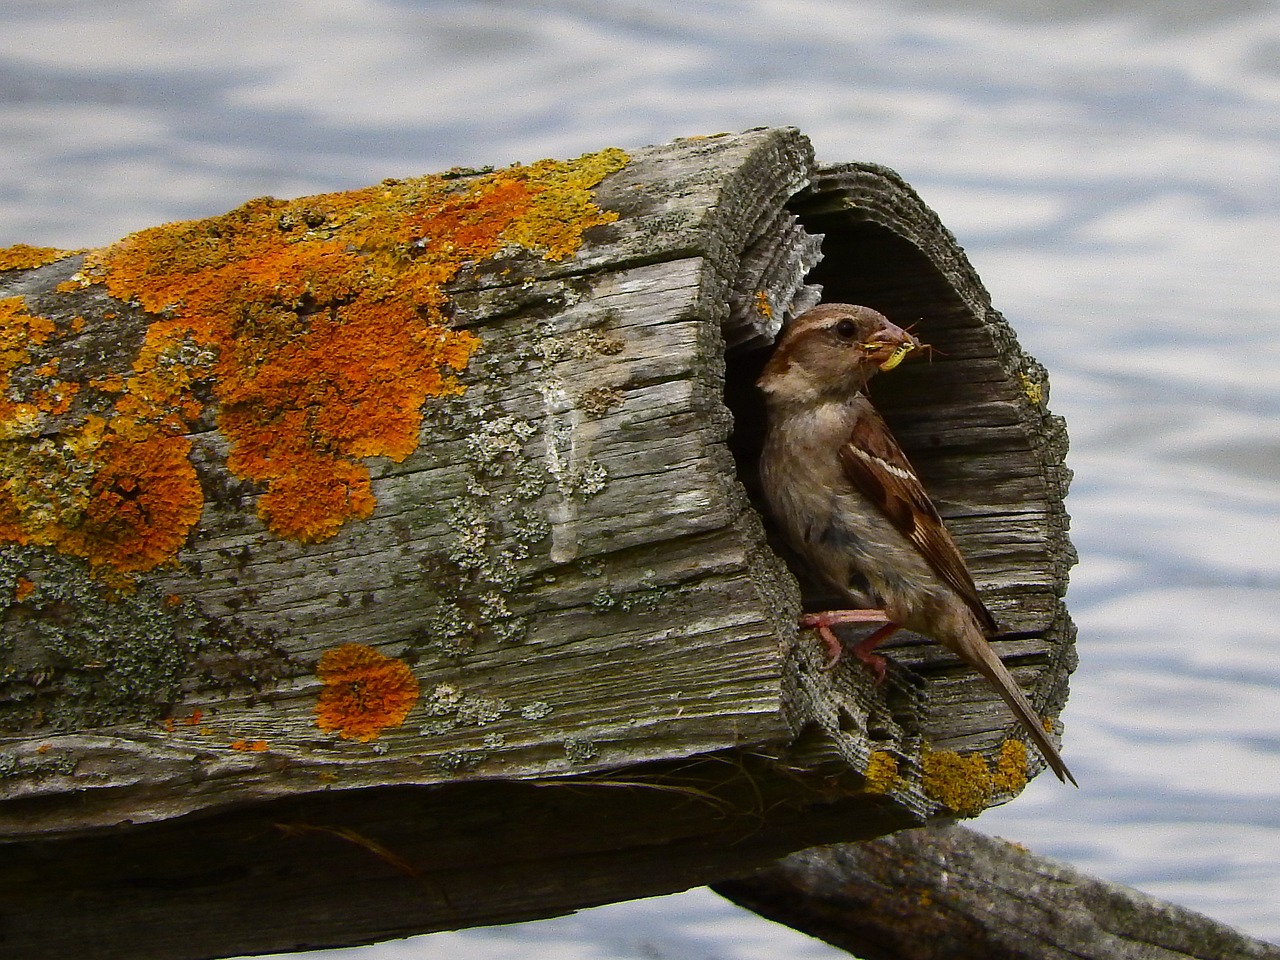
[757,303,1075,786]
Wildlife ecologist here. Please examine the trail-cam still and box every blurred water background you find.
[3,0,1279,955]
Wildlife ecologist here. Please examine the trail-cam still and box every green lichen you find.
[409,396,548,657]
[456,694,508,725]
[0,544,300,732]
[591,586,669,613]
[533,327,624,363]
[0,745,77,782]
[0,546,192,729]
[403,303,631,659]
[590,569,675,613]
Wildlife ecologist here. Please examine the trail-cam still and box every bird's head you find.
[757,304,924,405]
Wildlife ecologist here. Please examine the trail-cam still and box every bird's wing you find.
[839,404,999,632]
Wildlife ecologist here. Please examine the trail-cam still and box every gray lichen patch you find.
[419,681,511,736]
[533,327,624,364]
[563,737,598,764]
[520,700,552,720]
[527,321,621,562]
[408,313,624,658]
[0,547,193,731]
[590,570,674,615]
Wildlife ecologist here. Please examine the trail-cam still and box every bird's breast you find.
[759,400,938,612]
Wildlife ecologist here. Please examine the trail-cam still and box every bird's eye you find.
[834,319,858,341]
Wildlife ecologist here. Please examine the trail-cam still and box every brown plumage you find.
[757,303,1075,785]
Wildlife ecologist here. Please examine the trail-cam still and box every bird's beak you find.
[865,331,923,371]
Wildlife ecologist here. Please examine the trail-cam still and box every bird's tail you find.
[951,622,1077,787]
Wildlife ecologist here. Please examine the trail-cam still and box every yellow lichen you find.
[0,244,78,272]
[992,738,1029,794]
[921,749,994,817]
[921,739,1032,815]
[0,148,629,575]
[314,643,420,742]
[863,750,900,794]
[1019,372,1043,405]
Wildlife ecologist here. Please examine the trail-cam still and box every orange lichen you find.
[67,430,202,573]
[14,577,34,602]
[0,415,202,580]
[0,298,54,438]
[1,302,82,430]
[32,380,79,416]
[754,289,773,319]
[0,148,628,575]
[87,373,125,393]
[1,296,204,581]
[85,148,626,544]
[314,642,420,742]
[229,738,269,752]
[0,297,56,363]
[0,244,77,272]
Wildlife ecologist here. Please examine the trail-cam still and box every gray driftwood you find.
[0,127,1075,959]
[715,824,1280,960]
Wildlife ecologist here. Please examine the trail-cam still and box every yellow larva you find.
[878,341,914,371]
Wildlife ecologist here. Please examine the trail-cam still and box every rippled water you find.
[4,0,1279,954]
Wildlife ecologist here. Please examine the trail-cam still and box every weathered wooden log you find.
[715,825,1280,960]
[0,127,1075,959]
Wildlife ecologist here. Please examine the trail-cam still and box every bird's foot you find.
[850,623,901,684]
[800,609,897,676]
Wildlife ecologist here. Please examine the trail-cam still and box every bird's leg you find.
[800,609,891,672]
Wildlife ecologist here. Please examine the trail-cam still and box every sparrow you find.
[757,303,1075,785]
